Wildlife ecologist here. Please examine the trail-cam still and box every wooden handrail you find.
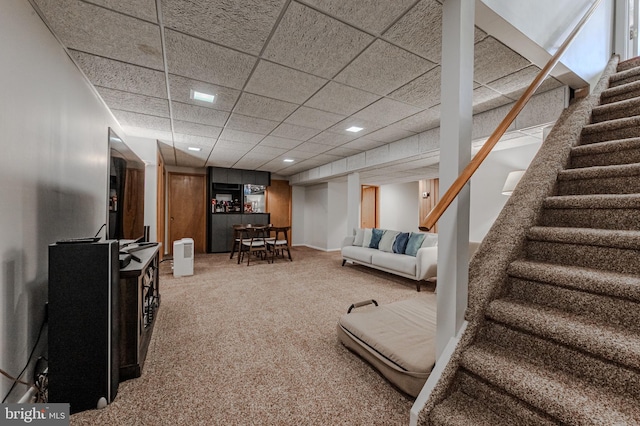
[419,0,603,231]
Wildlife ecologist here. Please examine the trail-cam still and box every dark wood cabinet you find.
[118,244,160,380]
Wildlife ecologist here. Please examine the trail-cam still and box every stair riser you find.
[570,148,640,168]
[540,208,640,230]
[600,87,640,105]
[609,74,640,88]
[526,240,640,275]
[580,125,640,145]
[481,322,640,397]
[617,58,640,72]
[507,278,640,330]
[592,104,640,123]
[557,176,640,195]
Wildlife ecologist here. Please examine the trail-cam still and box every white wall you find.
[327,181,348,250]
[291,186,306,246]
[303,184,329,250]
[125,136,158,241]
[469,142,542,241]
[481,0,614,88]
[379,182,420,232]
[0,1,125,401]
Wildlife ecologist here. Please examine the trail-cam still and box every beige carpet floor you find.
[71,246,436,425]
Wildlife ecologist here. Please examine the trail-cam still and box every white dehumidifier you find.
[173,238,194,277]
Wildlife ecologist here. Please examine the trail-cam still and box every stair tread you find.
[527,226,640,249]
[558,162,640,180]
[610,65,640,82]
[572,136,640,156]
[430,391,518,426]
[592,95,640,115]
[543,193,640,209]
[508,260,640,303]
[460,343,640,425]
[486,298,640,369]
[601,79,640,98]
[581,114,640,134]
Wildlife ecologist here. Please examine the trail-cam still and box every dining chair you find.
[230,224,250,261]
[240,225,270,266]
[267,226,292,262]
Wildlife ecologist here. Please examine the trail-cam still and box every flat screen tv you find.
[107,128,146,241]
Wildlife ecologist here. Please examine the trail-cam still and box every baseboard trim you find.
[292,244,341,252]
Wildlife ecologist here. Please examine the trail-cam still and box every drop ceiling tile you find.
[263,2,373,78]
[244,60,327,104]
[234,93,299,121]
[175,151,206,167]
[161,0,285,55]
[334,39,434,95]
[218,128,265,144]
[284,106,346,130]
[351,98,422,127]
[306,153,342,164]
[113,110,171,131]
[208,148,245,163]
[304,81,380,115]
[173,133,218,148]
[486,65,564,101]
[215,139,258,151]
[165,29,255,89]
[259,136,302,150]
[393,109,441,133]
[207,157,237,168]
[173,120,223,138]
[124,127,173,141]
[474,37,530,84]
[174,144,210,159]
[34,0,163,69]
[69,50,167,98]
[289,142,333,154]
[341,138,387,151]
[168,75,240,112]
[303,0,416,34]
[472,86,513,114]
[226,114,280,134]
[306,131,354,147]
[97,87,169,117]
[250,145,289,156]
[90,0,157,22]
[324,146,363,157]
[327,117,384,137]
[383,0,441,62]
[171,102,229,127]
[279,150,316,160]
[364,126,416,143]
[271,123,319,141]
[388,66,441,108]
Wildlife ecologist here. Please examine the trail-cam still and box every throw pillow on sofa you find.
[421,233,438,248]
[378,230,399,252]
[393,232,410,254]
[405,232,426,256]
[353,228,364,246]
[369,228,385,249]
[362,228,373,247]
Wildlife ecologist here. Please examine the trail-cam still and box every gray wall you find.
[0,1,124,401]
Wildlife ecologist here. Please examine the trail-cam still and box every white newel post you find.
[347,172,360,235]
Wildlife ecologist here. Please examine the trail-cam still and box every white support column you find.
[347,172,360,234]
[436,0,474,359]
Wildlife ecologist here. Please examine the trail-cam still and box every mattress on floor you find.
[337,297,437,397]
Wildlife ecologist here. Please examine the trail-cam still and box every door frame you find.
[360,185,379,229]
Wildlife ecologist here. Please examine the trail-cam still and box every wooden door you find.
[266,179,293,243]
[156,152,166,260]
[361,185,378,228]
[168,173,206,254]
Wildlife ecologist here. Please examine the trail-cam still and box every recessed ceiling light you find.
[187,146,201,152]
[283,158,295,163]
[346,126,363,133]
[190,89,215,103]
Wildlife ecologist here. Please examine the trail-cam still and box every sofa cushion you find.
[369,228,385,249]
[372,251,416,276]
[393,232,410,254]
[342,245,377,263]
[378,230,399,252]
[353,228,364,246]
[405,233,426,257]
[362,228,373,247]
[421,233,438,248]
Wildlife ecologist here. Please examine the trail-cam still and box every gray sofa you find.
[341,229,479,291]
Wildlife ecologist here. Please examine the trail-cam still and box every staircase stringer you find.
[415,54,621,425]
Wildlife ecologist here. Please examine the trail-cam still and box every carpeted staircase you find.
[420,57,640,425]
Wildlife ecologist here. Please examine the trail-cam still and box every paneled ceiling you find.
[32,0,563,178]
